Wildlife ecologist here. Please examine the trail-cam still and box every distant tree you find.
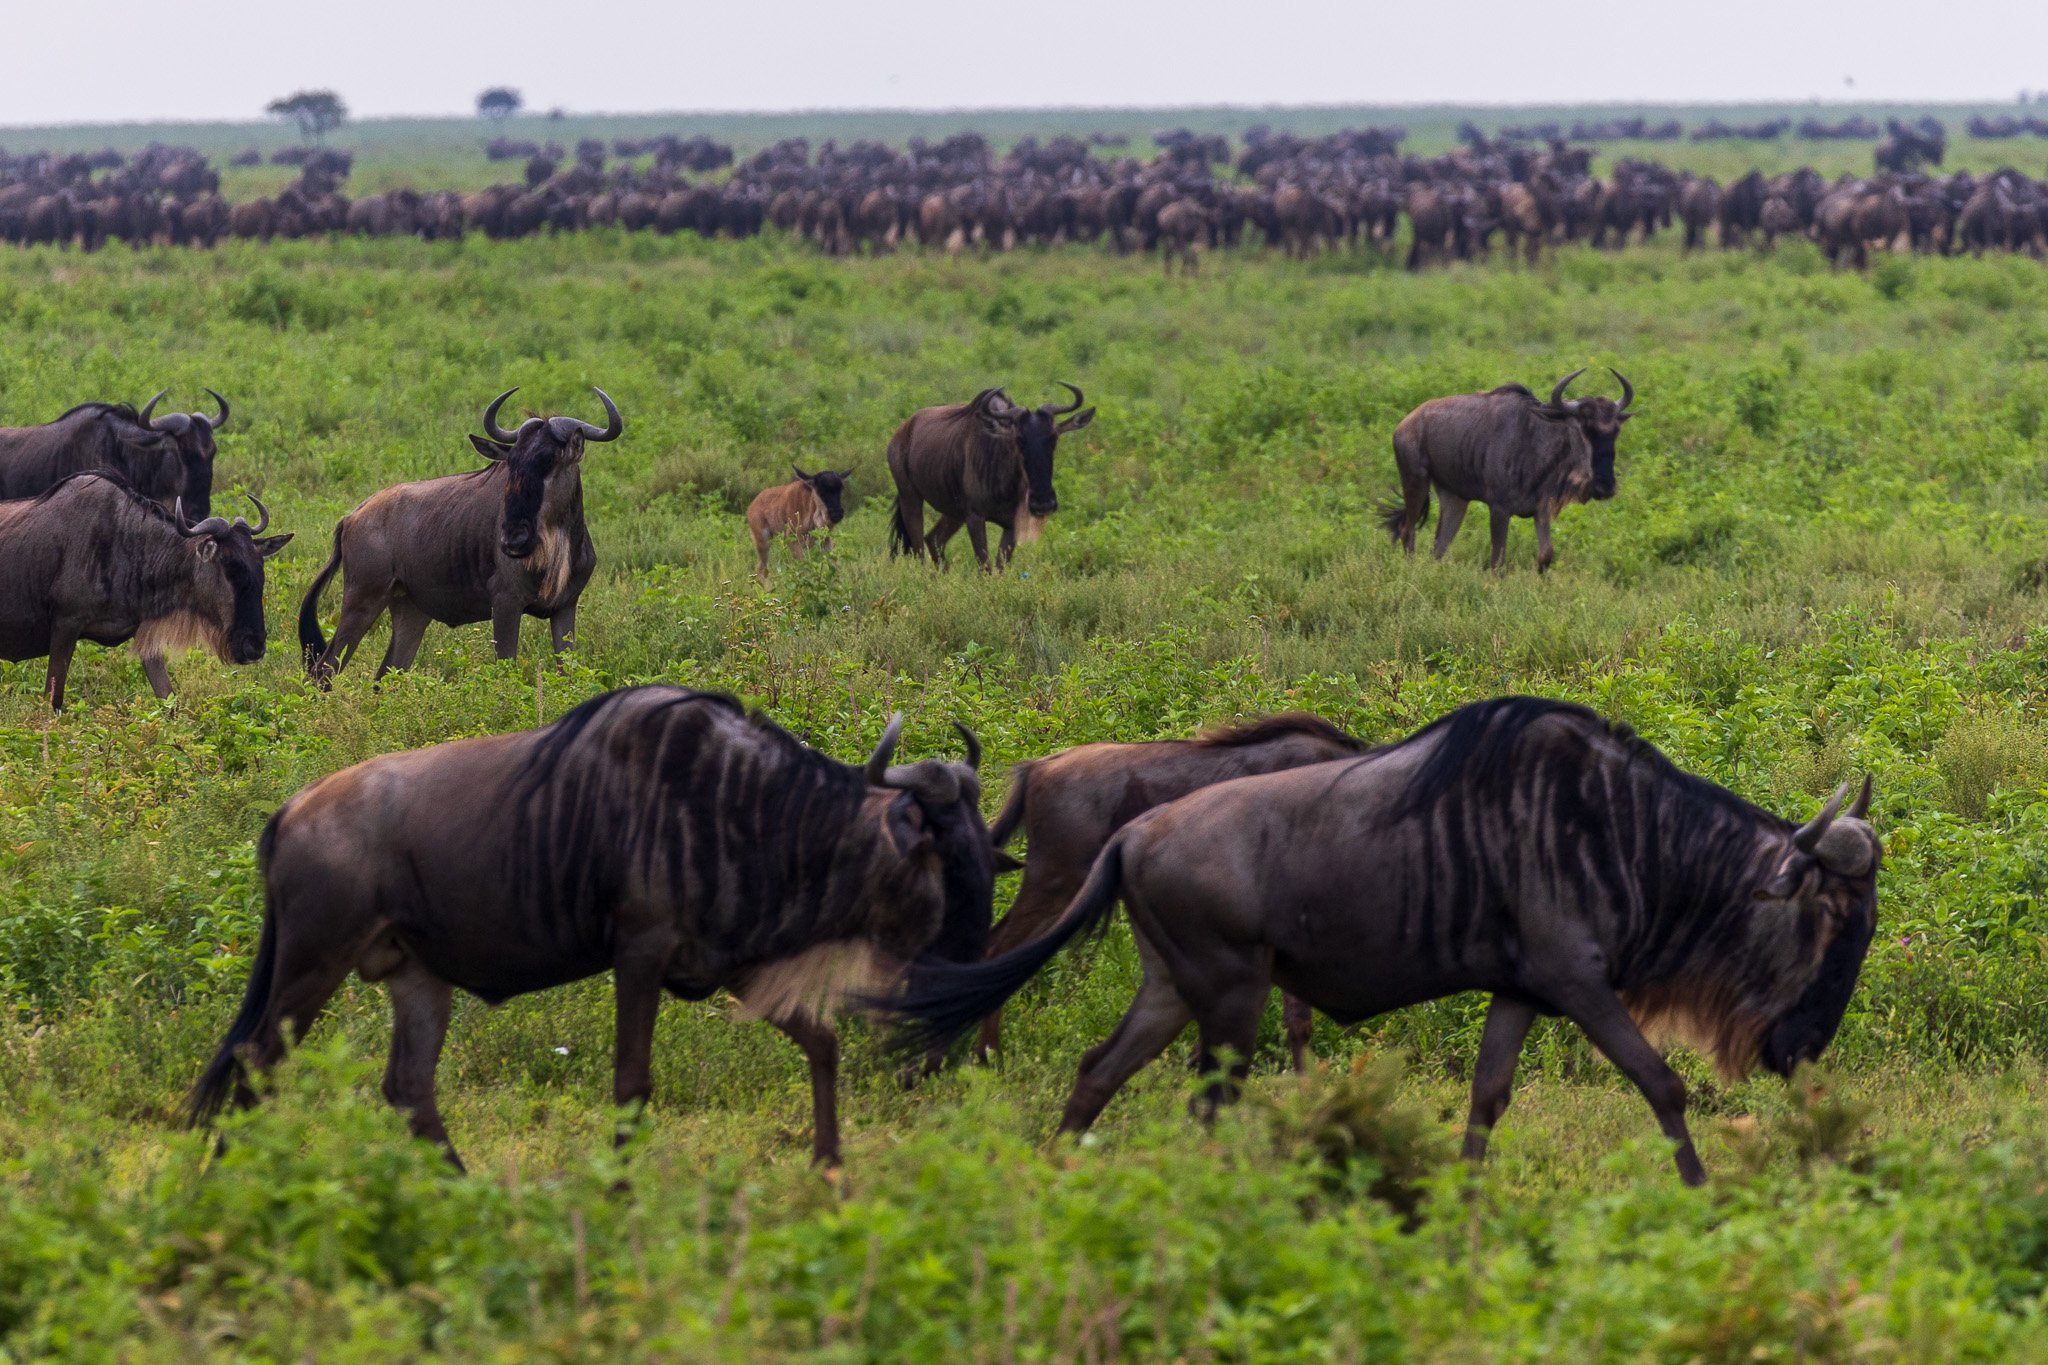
[477,87,522,122]
[266,90,348,145]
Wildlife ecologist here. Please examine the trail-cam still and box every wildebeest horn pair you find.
[140,387,230,433]
[792,463,854,482]
[1791,775,1877,876]
[481,386,624,445]
[1545,367,1634,414]
[865,711,983,803]
[174,491,268,538]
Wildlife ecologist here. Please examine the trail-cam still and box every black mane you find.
[28,469,173,524]
[1487,383,1537,401]
[1196,712,1368,753]
[54,401,141,423]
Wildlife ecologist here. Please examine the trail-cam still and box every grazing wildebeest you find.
[970,713,1371,1066]
[298,387,620,683]
[188,690,996,1168]
[886,697,1880,1186]
[0,389,227,516]
[747,465,851,583]
[1382,367,1634,572]
[887,385,1094,570]
[0,473,290,709]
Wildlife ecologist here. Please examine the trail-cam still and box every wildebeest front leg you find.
[1460,994,1537,1163]
[994,521,1019,570]
[1431,493,1470,560]
[964,517,993,571]
[490,600,523,662]
[550,604,578,657]
[382,962,461,1168]
[1554,980,1706,1185]
[43,631,78,710]
[1282,992,1315,1074]
[139,651,174,701]
[1533,508,1557,574]
[1488,505,1513,571]
[771,1014,844,1167]
[610,944,671,1142]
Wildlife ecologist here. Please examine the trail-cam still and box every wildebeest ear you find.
[255,533,294,559]
[1618,411,1637,422]
[884,793,932,858]
[1055,407,1096,434]
[1754,851,1814,902]
[993,849,1025,874]
[469,434,514,462]
[193,537,219,563]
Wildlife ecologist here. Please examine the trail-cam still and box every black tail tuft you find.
[187,817,284,1126]
[877,839,1126,1058]
[888,502,916,558]
[1380,497,1427,540]
[297,521,345,672]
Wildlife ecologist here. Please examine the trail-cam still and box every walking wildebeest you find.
[887,697,1879,1186]
[298,387,620,683]
[887,384,1095,570]
[188,689,996,1168]
[1383,367,1634,572]
[970,714,1371,1066]
[0,473,290,709]
[0,389,228,517]
[747,465,850,583]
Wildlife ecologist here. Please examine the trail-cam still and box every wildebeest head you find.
[865,713,996,964]
[1535,367,1634,501]
[139,388,229,520]
[971,383,1096,518]
[470,386,623,559]
[173,493,293,664]
[792,464,853,526]
[1752,777,1881,1077]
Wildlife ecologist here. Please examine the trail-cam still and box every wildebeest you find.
[0,389,227,516]
[887,385,1094,570]
[0,473,290,709]
[298,387,620,683]
[886,697,1880,1186]
[747,465,850,583]
[971,713,1371,1066]
[1382,367,1634,572]
[188,690,996,1168]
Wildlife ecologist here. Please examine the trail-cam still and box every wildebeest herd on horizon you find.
[8,116,2048,269]
[0,351,1890,1188]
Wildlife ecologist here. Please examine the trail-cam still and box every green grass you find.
[9,226,2048,1356]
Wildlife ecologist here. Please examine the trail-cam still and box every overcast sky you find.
[5,0,2046,126]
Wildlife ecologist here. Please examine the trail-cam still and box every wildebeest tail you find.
[186,811,285,1126]
[879,837,1125,1057]
[986,761,1033,849]
[889,501,918,557]
[297,520,345,669]
[1380,495,1426,538]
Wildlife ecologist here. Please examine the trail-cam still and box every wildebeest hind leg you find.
[926,514,965,568]
[1431,493,1469,560]
[376,600,432,679]
[974,868,1085,1060]
[382,962,460,1168]
[321,586,389,682]
[770,1013,843,1167]
[1460,994,1537,1163]
[1056,969,1194,1135]
[1552,979,1706,1185]
[1282,992,1314,1073]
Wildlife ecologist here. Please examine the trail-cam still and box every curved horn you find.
[954,721,981,773]
[1607,367,1633,412]
[1792,781,1851,854]
[199,387,230,432]
[482,387,521,444]
[1044,381,1084,415]
[1847,773,1872,820]
[792,463,816,482]
[139,389,168,425]
[578,386,624,442]
[866,712,905,786]
[237,491,269,535]
[1546,367,1586,411]
[174,498,232,538]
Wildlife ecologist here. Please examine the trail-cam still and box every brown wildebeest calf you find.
[971,714,1369,1067]
[747,465,850,583]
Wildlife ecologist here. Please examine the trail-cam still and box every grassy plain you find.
[7,220,2048,1356]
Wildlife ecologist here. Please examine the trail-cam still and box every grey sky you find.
[6,0,2047,126]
